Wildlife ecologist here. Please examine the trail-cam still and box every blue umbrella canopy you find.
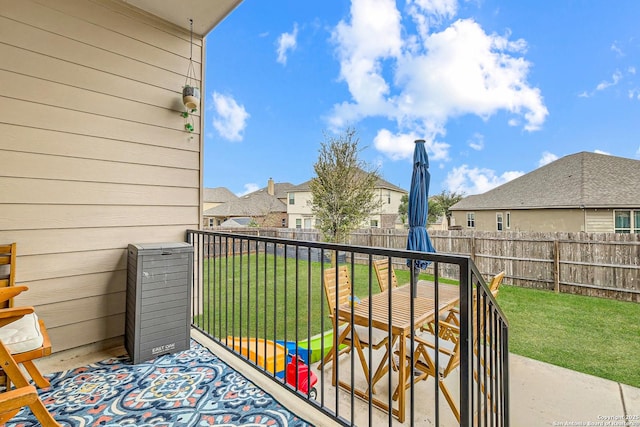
[407,140,436,272]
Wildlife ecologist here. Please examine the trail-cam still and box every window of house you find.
[387,192,391,204]
[304,218,312,229]
[295,218,301,229]
[497,213,503,231]
[506,212,511,229]
[289,193,295,205]
[208,218,214,227]
[636,211,640,233]
[370,219,379,228]
[615,210,632,233]
[466,213,475,228]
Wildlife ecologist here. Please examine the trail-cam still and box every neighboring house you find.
[287,176,408,229]
[204,178,294,228]
[450,151,640,233]
[219,217,254,228]
[202,187,238,226]
[0,0,242,353]
[428,215,449,231]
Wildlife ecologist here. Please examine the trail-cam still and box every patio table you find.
[334,280,460,423]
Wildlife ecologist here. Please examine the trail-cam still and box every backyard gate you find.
[126,242,193,364]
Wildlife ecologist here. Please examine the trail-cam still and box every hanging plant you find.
[182,84,200,111]
[182,19,200,114]
[181,109,196,133]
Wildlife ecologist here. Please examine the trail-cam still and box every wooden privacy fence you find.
[208,227,640,302]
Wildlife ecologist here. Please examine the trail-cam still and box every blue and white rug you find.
[9,341,312,426]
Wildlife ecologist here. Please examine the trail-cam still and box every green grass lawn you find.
[195,253,640,388]
[195,253,450,343]
[497,285,640,388]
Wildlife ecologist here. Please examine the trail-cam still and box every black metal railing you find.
[187,229,509,426]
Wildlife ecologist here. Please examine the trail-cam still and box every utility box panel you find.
[126,242,193,364]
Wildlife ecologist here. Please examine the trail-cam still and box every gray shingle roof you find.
[288,174,407,193]
[203,187,237,203]
[451,151,640,210]
[203,185,289,217]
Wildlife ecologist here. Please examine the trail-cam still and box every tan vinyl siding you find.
[0,0,204,351]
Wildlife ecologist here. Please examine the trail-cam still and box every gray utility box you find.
[126,242,193,364]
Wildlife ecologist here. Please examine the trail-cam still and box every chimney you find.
[267,177,275,196]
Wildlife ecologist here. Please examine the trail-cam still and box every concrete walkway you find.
[509,353,640,426]
[36,333,640,426]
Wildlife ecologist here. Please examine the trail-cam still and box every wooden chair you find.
[0,339,60,426]
[320,266,391,385]
[0,243,16,309]
[397,274,506,422]
[0,287,53,390]
[373,258,398,292]
[429,271,505,341]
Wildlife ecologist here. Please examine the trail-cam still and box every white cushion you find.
[407,333,456,374]
[0,312,44,354]
[338,323,389,346]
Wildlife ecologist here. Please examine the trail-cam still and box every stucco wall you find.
[452,209,588,232]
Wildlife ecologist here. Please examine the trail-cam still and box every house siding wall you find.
[452,209,586,232]
[0,0,203,352]
[286,189,406,229]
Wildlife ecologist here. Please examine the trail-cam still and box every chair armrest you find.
[434,320,459,332]
[0,286,29,304]
[415,330,458,356]
[0,306,35,328]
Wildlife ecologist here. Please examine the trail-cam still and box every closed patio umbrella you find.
[407,139,436,292]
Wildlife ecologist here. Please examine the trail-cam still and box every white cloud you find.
[329,0,403,128]
[636,146,640,158]
[467,133,484,151]
[407,0,458,39]
[629,88,640,100]
[594,149,611,155]
[211,92,250,142]
[629,66,636,75]
[276,23,298,65]
[445,164,524,195]
[373,128,450,161]
[329,2,548,160]
[596,70,622,91]
[611,41,624,56]
[236,183,260,197]
[538,151,558,167]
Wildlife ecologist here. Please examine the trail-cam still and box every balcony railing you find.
[187,229,509,426]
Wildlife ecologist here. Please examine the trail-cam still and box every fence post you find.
[470,234,476,262]
[554,239,560,293]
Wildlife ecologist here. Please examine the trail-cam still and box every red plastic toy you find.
[283,355,318,399]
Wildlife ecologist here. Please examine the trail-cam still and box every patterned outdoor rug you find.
[9,340,312,427]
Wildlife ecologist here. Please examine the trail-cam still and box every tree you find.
[309,128,381,244]
[428,197,444,224]
[430,190,465,227]
[398,194,409,226]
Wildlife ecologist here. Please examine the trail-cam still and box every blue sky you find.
[203,0,640,197]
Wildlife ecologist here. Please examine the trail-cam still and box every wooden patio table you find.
[334,280,460,423]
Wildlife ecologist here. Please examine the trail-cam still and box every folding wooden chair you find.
[0,246,53,390]
[0,339,60,426]
[320,266,391,385]
[427,271,505,341]
[373,258,398,292]
[397,274,506,422]
[0,243,17,308]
